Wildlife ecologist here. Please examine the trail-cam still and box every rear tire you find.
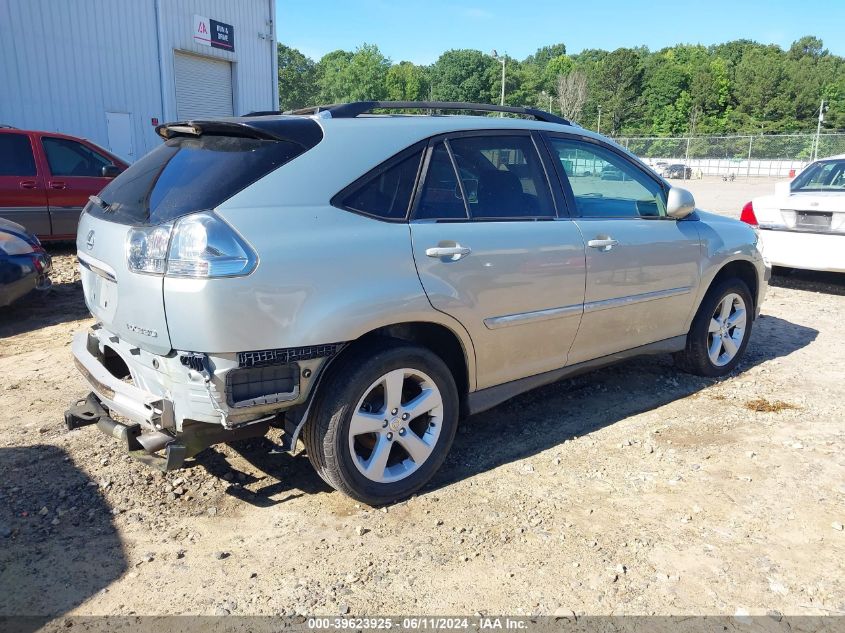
[674,278,754,377]
[302,340,459,505]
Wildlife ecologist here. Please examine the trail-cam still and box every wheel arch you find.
[705,259,759,315]
[286,319,475,450]
[687,257,760,332]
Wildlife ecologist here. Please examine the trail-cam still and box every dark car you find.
[0,127,128,241]
[0,216,51,306]
[600,164,625,180]
[663,163,692,179]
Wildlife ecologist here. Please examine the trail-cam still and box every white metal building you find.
[0,0,278,162]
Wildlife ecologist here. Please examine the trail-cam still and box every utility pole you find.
[813,98,826,161]
[540,90,553,112]
[491,50,507,116]
[597,106,602,134]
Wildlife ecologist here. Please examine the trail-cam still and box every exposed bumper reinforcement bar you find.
[64,391,271,472]
[64,392,186,471]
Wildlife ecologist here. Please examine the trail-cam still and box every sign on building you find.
[193,14,235,51]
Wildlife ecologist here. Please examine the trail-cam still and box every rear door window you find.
[447,135,555,220]
[0,134,37,176]
[42,137,112,177]
[415,142,469,221]
[92,134,307,225]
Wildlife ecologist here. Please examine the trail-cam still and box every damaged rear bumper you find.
[66,325,340,470]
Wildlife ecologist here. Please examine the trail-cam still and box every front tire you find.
[674,278,754,377]
[303,341,459,505]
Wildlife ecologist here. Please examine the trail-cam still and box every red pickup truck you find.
[0,127,128,241]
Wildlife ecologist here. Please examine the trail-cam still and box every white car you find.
[742,155,845,272]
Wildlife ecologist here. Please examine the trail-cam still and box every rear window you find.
[791,159,845,192]
[91,134,308,225]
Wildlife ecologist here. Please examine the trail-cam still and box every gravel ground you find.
[0,243,844,619]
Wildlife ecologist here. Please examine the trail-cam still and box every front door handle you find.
[587,238,618,251]
[19,180,37,190]
[49,181,67,190]
[425,244,472,260]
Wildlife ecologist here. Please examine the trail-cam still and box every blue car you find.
[0,217,52,307]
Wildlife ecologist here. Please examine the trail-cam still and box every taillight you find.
[740,201,758,226]
[126,212,256,278]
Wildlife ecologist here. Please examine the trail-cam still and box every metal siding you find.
[157,0,276,119]
[0,0,276,162]
[173,52,233,119]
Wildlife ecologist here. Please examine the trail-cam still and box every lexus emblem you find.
[86,230,95,250]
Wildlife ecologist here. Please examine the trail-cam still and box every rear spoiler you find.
[155,118,323,150]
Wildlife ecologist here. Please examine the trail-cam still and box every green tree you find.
[316,44,390,103]
[277,44,318,111]
[316,49,353,103]
[429,49,497,103]
[385,62,430,101]
[593,48,643,135]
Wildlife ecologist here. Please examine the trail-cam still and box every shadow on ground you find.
[429,313,817,495]
[185,313,817,506]
[191,435,332,507]
[0,445,126,629]
[770,267,845,296]
[0,245,87,338]
[0,281,88,338]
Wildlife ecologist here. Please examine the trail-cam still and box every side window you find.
[548,138,666,218]
[339,149,423,220]
[42,137,111,177]
[0,134,37,176]
[448,135,554,219]
[415,142,468,221]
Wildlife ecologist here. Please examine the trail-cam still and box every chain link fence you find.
[617,133,845,178]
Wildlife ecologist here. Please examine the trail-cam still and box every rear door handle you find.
[49,181,67,190]
[425,245,472,260]
[19,180,38,190]
[587,238,618,250]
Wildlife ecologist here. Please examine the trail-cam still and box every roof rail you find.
[278,101,571,125]
[0,124,17,129]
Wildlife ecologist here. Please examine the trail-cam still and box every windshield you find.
[791,159,845,192]
[89,134,310,225]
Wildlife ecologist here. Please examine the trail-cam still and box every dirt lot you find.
[1,233,844,618]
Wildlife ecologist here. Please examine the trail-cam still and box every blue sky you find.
[276,0,845,64]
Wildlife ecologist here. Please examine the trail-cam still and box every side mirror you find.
[774,181,791,197]
[101,164,121,178]
[666,186,696,219]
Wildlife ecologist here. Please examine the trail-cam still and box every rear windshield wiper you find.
[89,195,112,212]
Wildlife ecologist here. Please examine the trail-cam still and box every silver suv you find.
[66,102,769,505]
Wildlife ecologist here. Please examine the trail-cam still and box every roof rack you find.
[252,101,570,125]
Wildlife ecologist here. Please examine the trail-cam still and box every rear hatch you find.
[76,117,322,354]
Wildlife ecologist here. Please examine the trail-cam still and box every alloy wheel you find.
[348,368,444,484]
[707,292,747,367]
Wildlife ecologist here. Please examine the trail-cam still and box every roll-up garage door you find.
[174,51,234,120]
